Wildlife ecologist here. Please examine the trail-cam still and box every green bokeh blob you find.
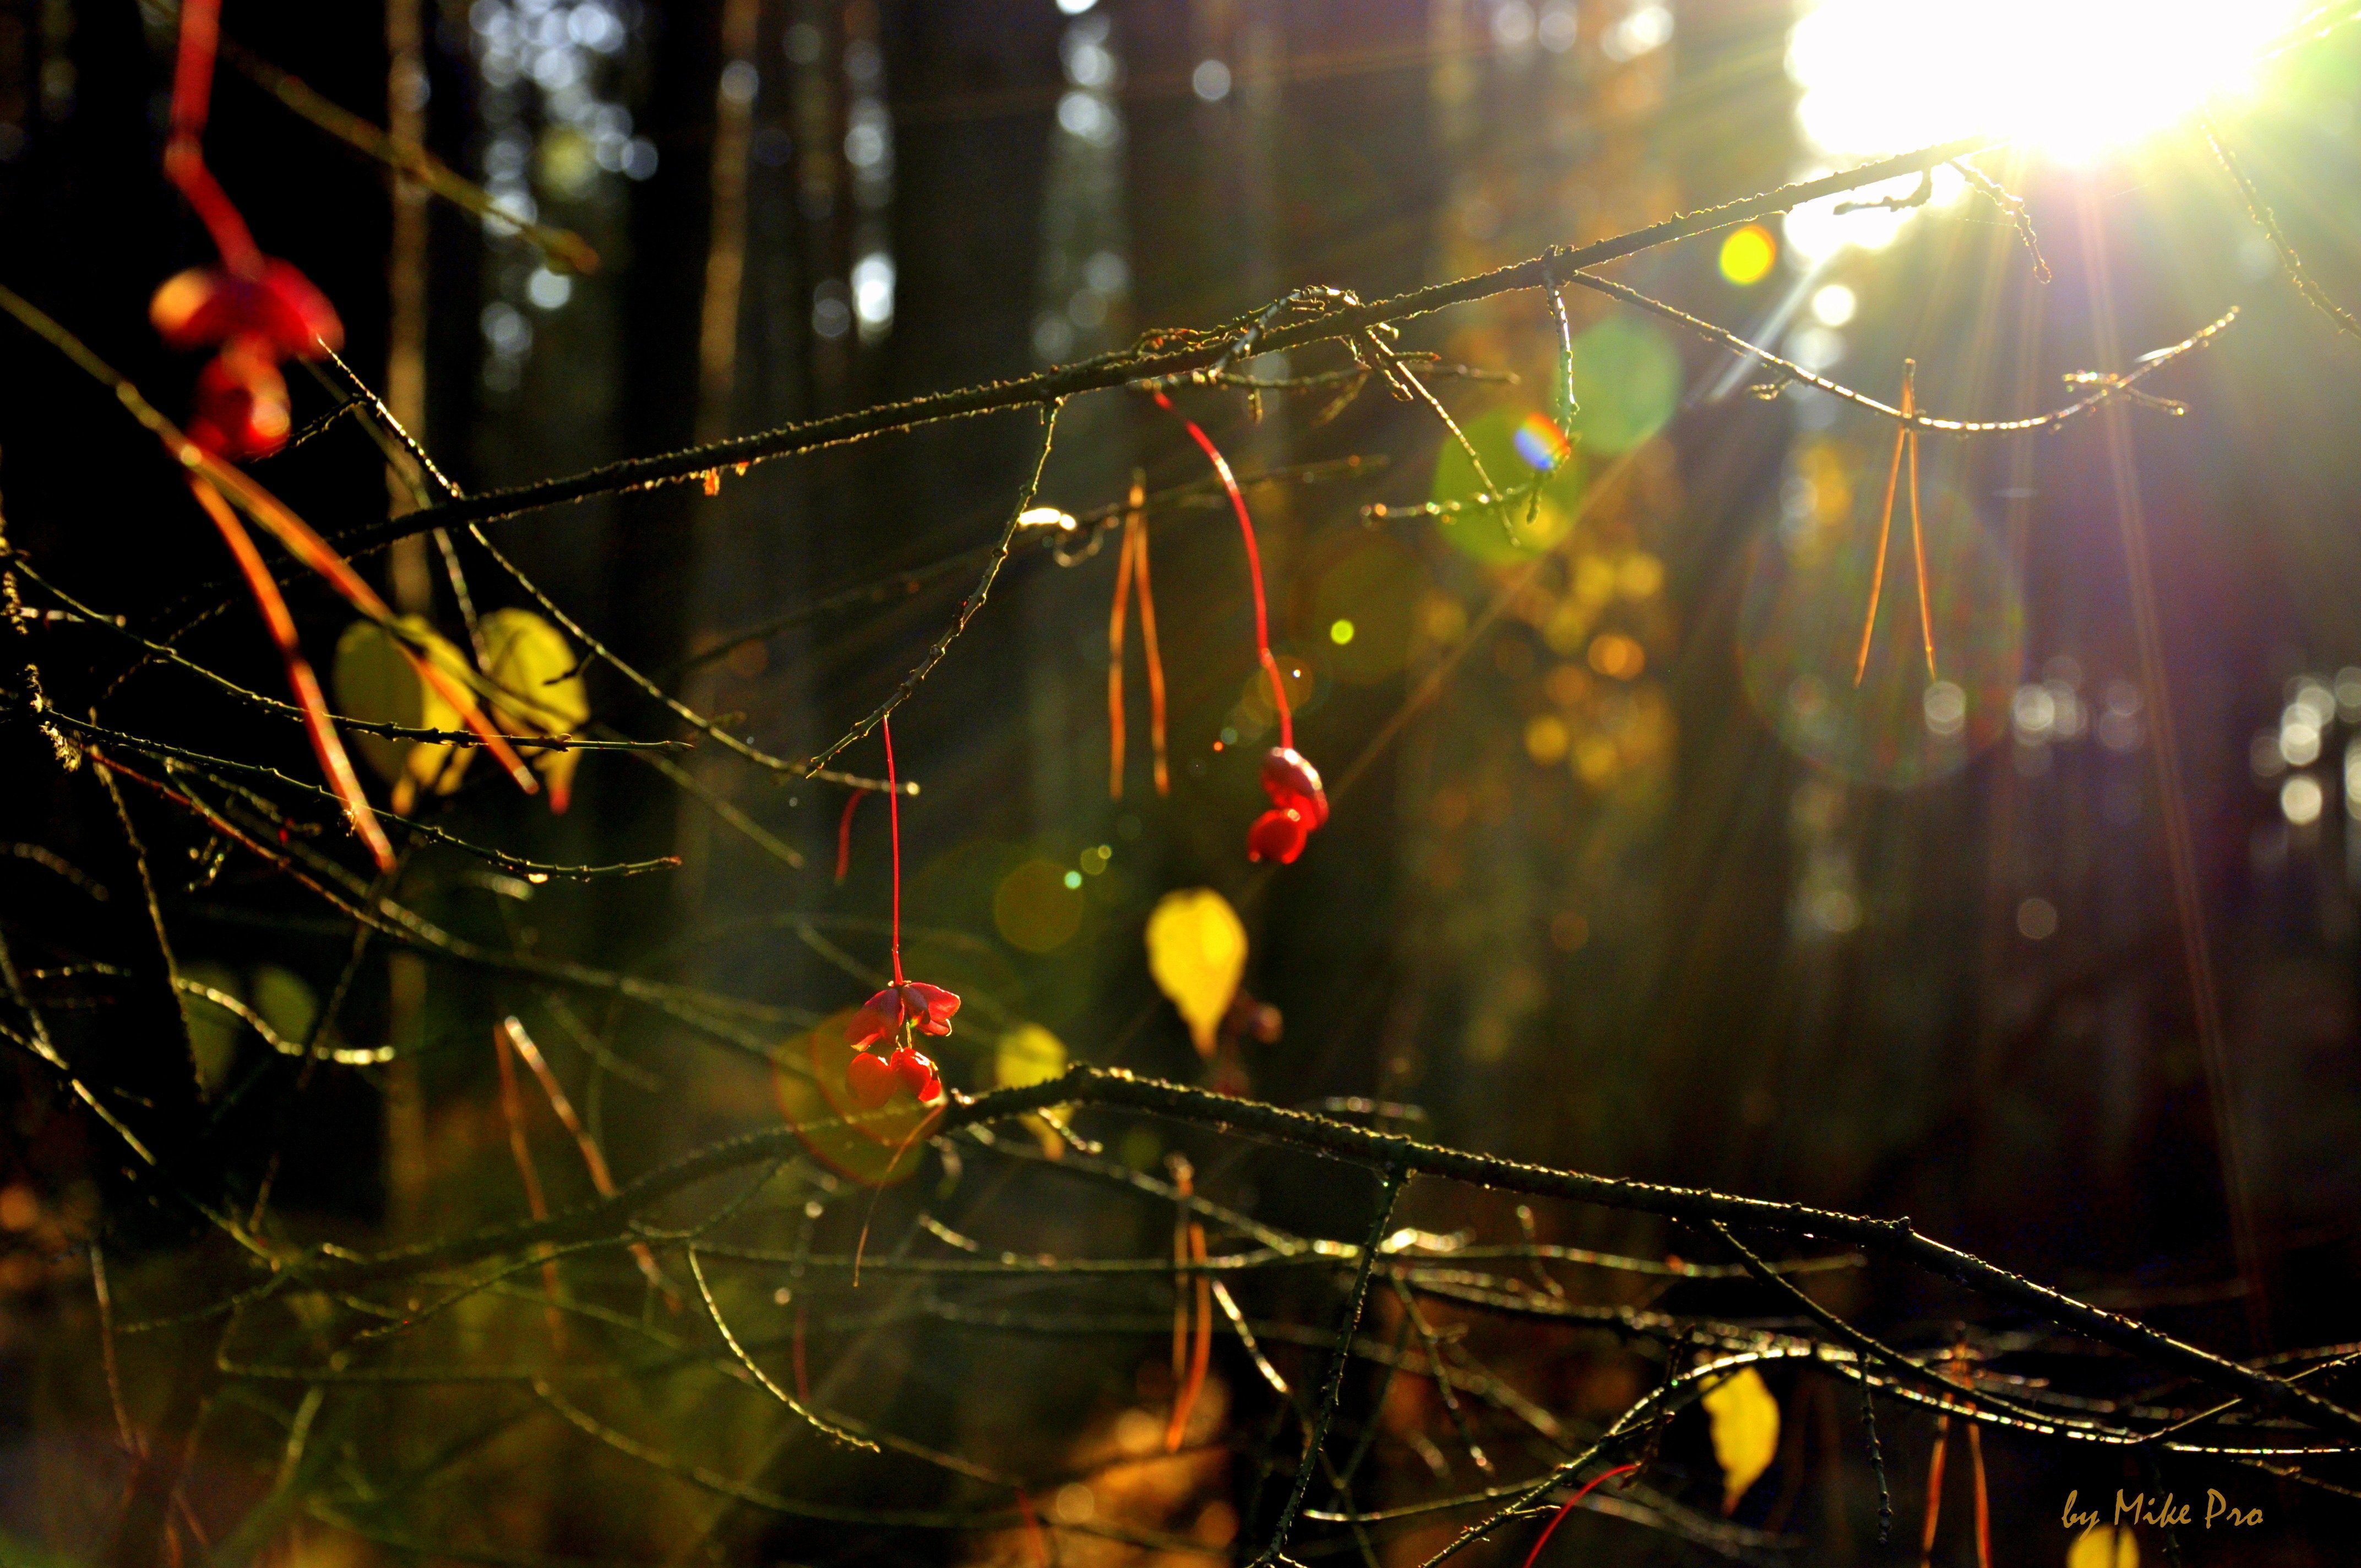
[1565,317,1682,457]
[1428,407,1582,567]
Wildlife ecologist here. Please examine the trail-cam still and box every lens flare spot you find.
[994,859,1085,953]
[1718,224,1777,285]
[1513,412,1574,471]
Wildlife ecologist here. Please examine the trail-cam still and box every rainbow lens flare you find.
[1513,412,1573,472]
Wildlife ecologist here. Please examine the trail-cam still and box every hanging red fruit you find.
[845,1049,900,1110]
[1149,388,1332,867]
[186,345,292,462]
[847,980,961,1048]
[839,713,962,1110]
[1246,807,1311,865]
[150,260,344,360]
[1261,745,1328,826]
[888,1044,943,1103]
[151,0,344,464]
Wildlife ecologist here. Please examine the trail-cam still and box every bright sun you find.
[1789,0,2308,166]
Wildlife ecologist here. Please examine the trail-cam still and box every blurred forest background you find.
[4,1,2361,1565]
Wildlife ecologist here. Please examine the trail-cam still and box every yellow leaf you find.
[997,1023,1071,1158]
[2068,1526,2139,1568]
[1145,889,1247,1058]
[1701,1366,1780,1515]
[480,608,590,810]
[331,616,475,803]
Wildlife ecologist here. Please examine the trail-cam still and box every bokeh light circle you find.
[1310,533,1428,682]
[1565,318,1682,457]
[993,859,1085,953]
[1718,224,1777,285]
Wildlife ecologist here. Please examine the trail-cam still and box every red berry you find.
[187,346,291,461]
[151,260,344,359]
[1261,746,1328,826]
[888,1045,942,1103]
[845,1049,899,1110]
[1246,806,1310,864]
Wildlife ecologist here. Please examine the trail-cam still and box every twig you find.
[2200,115,2361,342]
[801,402,1063,771]
[284,1066,2361,1438]
[213,31,600,274]
[1252,1166,1405,1564]
[1563,271,2233,435]
[313,136,2005,559]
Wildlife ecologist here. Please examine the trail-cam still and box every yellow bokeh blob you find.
[993,860,1084,953]
[1719,224,1777,285]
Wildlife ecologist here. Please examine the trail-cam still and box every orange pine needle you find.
[1918,1412,1949,1568]
[1164,1158,1210,1452]
[501,1017,672,1303]
[1176,1221,1212,1447]
[1133,509,1169,798]
[492,1020,565,1352]
[1966,1422,1991,1568]
[1167,1162,1190,1411]
[1905,390,1937,680]
[1015,1488,1051,1568]
[186,476,396,871]
[193,453,540,793]
[1108,470,1170,801]
[1853,360,1916,688]
[1109,497,1136,801]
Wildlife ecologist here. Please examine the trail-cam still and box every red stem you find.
[165,0,263,276]
[1518,1463,1640,1568]
[1152,390,1291,749]
[883,715,904,984]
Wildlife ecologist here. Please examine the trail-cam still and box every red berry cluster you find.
[1248,746,1328,865]
[845,1043,943,1110]
[842,978,955,1108]
[150,260,342,461]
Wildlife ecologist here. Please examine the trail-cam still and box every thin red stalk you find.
[165,0,262,275]
[835,790,863,884]
[883,715,903,985]
[1152,390,1290,749]
[1517,1463,1641,1568]
[187,476,395,871]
